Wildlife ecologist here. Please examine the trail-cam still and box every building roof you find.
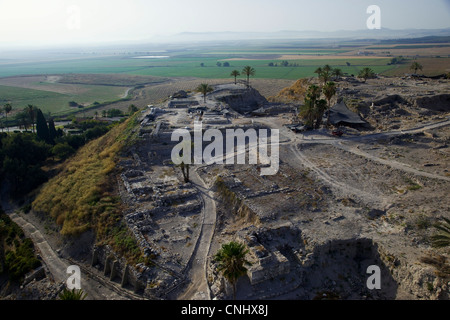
[327,101,367,126]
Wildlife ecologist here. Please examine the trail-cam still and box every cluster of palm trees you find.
[300,67,337,129]
[314,64,343,84]
[195,66,256,103]
[230,66,255,87]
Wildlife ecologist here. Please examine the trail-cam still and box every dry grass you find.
[32,113,141,259]
[267,78,312,103]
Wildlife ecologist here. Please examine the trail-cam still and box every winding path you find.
[255,117,450,206]
[176,167,217,300]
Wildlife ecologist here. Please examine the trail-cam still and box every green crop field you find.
[0,51,396,80]
[1,41,448,121]
[0,82,129,116]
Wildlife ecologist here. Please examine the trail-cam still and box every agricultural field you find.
[0,75,131,116]
[1,40,449,120]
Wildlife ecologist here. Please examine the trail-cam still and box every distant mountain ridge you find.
[160,28,450,43]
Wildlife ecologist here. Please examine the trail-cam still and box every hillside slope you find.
[32,113,141,260]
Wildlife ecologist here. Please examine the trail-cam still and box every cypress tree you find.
[48,118,57,144]
[36,109,50,144]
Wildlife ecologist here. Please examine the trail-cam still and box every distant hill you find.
[380,35,450,44]
[162,28,450,43]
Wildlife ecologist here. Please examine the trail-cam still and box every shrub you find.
[52,142,76,160]
[59,288,88,300]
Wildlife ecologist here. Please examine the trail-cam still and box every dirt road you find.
[1,197,130,300]
[176,167,217,300]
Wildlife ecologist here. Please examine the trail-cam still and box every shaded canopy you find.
[326,101,367,127]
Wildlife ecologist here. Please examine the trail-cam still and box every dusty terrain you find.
[3,75,449,301]
[113,76,449,300]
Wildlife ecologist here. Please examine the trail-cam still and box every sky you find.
[0,0,449,48]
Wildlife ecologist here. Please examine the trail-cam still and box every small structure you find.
[325,101,367,128]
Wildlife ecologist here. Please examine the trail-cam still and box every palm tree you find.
[332,68,343,80]
[313,99,328,129]
[196,83,214,103]
[314,66,331,84]
[410,61,423,74]
[59,288,88,300]
[230,70,240,84]
[323,64,332,73]
[314,67,323,82]
[3,103,12,132]
[431,217,450,248]
[358,67,375,83]
[27,104,36,132]
[242,66,255,88]
[300,85,328,129]
[322,82,337,126]
[214,241,251,299]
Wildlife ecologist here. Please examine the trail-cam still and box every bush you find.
[0,211,41,281]
[84,126,109,141]
[52,142,76,160]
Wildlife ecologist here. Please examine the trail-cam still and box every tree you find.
[230,70,240,84]
[315,65,332,84]
[52,142,75,160]
[196,83,214,103]
[410,61,423,74]
[431,217,450,248]
[216,62,222,67]
[314,67,323,79]
[323,64,332,73]
[358,67,375,82]
[179,161,190,183]
[59,288,87,300]
[299,85,328,129]
[27,105,36,133]
[48,118,57,142]
[174,140,194,183]
[214,241,251,299]
[17,109,31,131]
[332,68,343,80]
[36,109,50,144]
[322,82,337,126]
[3,103,12,132]
[0,106,3,132]
[106,109,124,117]
[242,66,255,88]
[223,62,230,67]
[128,104,138,115]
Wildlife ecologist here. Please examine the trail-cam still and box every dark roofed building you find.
[326,101,367,128]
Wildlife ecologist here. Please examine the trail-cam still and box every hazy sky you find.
[0,0,449,47]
